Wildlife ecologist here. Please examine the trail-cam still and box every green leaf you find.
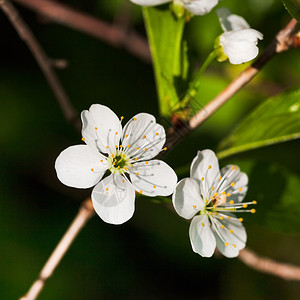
[143,6,189,117]
[217,89,300,159]
[281,0,300,21]
[231,158,300,233]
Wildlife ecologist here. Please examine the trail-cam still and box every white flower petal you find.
[130,0,170,6]
[81,104,122,153]
[122,113,166,160]
[92,174,135,225]
[183,0,219,16]
[190,150,220,195]
[212,217,246,258]
[129,160,177,196]
[216,164,248,203]
[217,8,250,32]
[220,29,263,64]
[172,178,204,219]
[55,145,107,188]
[189,215,216,257]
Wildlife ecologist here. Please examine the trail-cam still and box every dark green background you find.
[1,0,300,299]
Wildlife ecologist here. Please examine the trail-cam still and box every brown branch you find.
[165,18,299,150]
[0,0,81,131]
[239,248,300,281]
[12,0,151,63]
[20,198,95,300]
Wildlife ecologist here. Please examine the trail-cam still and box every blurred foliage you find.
[282,0,300,21]
[1,0,300,299]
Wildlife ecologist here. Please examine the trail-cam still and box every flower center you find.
[108,151,130,174]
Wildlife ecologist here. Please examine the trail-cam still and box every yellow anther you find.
[193,205,196,208]
[201,177,204,181]
[235,167,238,171]
[227,216,231,219]
[105,188,109,191]
[239,218,243,222]
[251,209,256,214]
[115,145,118,148]
[208,165,211,169]
[201,223,205,227]
[113,162,115,166]
[231,182,235,187]
[253,200,257,205]
[120,116,124,120]
[227,193,231,197]
[221,225,225,229]
[125,134,128,138]
[143,135,146,139]
[124,167,128,170]
[130,164,133,167]
[115,132,118,135]
[164,147,167,151]
[133,118,137,121]
[118,166,120,169]
[233,244,236,248]
[145,161,148,165]
[136,147,140,150]
[106,146,109,149]
[220,216,224,220]
[212,186,215,191]
[114,159,117,162]
[155,132,159,135]
[243,204,248,208]
[219,176,222,181]
[122,180,125,183]
[215,212,219,215]
[100,160,103,162]
[120,145,123,148]
[231,165,235,170]
[214,193,218,197]
[136,172,139,176]
[238,188,242,192]
[153,185,156,189]
[206,200,209,204]
[94,127,98,130]
[127,145,131,148]
[111,154,114,158]
[81,137,85,141]
[222,191,226,195]
[145,148,148,151]
[135,158,138,161]
[225,242,229,247]
[139,190,143,194]
[91,168,94,172]
[210,212,213,216]
[229,229,233,234]
[230,200,234,204]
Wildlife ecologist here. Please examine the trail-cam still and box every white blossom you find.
[215,8,263,64]
[172,150,256,258]
[55,104,177,225]
[130,0,219,16]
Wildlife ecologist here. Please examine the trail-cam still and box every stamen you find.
[201,223,205,227]
[239,218,243,222]
[81,137,85,141]
[94,127,98,130]
[153,185,156,188]
[91,168,94,172]
[225,242,229,247]
[208,165,211,169]
[251,209,256,213]
[201,177,204,181]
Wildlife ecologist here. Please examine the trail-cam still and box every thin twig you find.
[165,18,299,150]
[12,0,151,63]
[0,0,81,130]
[239,248,300,281]
[20,198,95,300]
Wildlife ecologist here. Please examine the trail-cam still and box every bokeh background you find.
[1,0,300,299]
